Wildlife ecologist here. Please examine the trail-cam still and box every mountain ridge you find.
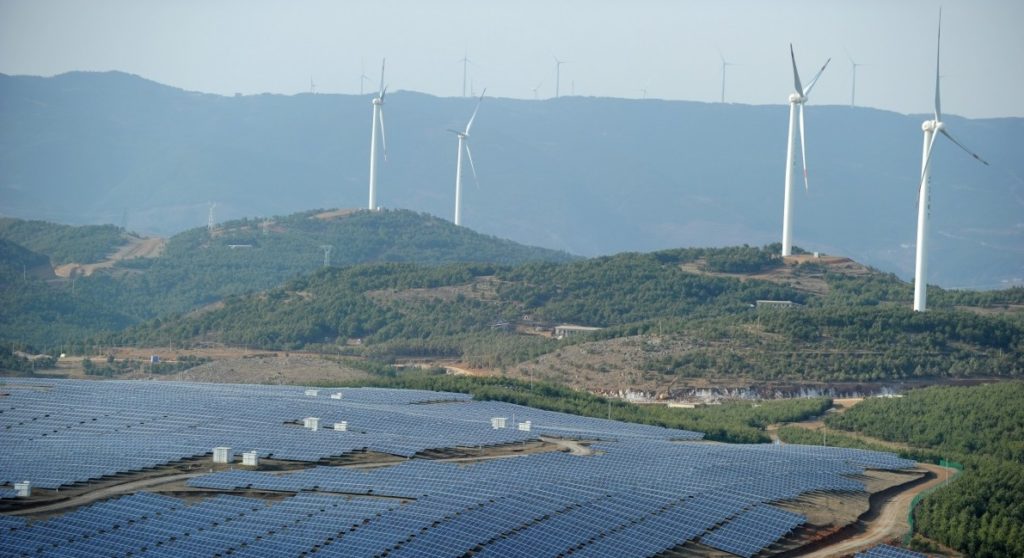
[1,71,1021,289]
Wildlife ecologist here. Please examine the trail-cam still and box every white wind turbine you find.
[719,51,735,103]
[913,10,988,312]
[780,45,830,257]
[845,49,864,107]
[554,57,566,98]
[367,59,388,211]
[449,90,486,226]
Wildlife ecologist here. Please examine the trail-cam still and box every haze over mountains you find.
[1,71,1021,289]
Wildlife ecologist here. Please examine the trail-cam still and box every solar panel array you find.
[856,544,929,558]
[0,379,702,489]
[0,379,919,557]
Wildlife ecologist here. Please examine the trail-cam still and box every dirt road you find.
[801,463,953,557]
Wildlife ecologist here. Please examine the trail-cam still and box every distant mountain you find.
[0,209,574,348]
[1,71,1021,289]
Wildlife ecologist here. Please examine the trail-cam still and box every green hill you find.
[0,218,126,266]
[0,209,575,349]
[108,244,1024,381]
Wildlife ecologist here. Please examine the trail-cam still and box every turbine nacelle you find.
[922,120,943,132]
[372,97,383,106]
[788,92,805,104]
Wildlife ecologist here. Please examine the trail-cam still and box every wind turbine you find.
[719,51,735,103]
[460,52,472,97]
[532,81,543,100]
[846,49,864,107]
[780,45,830,257]
[360,58,369,95]
[554,57,566,98]
[367,58,388,211]
[449,90,485,226]
[310,76,316,94]
[913,10,988,312]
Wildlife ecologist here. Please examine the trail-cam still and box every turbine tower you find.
[449,90,485,226]
[554,57,566,98]
[719,52,735,103]
[913,10,988,312]
[846,49,863,107]
[780,45,830,257]
[367,58,388,211]
[460,52,472,97]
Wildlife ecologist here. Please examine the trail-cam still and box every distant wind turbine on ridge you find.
[780,44,830,257]
[449,90,486,226]
[846,49,864,107]
[719,51,735,103]
[532,81,543,100]
[554,57,566,98]
[360,58,369,96]
[913,9,988,312]
[367,59,388,211]
[460,52,472,97]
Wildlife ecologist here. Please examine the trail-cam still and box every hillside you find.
[1,71,1022,289]
[108,245,1024,384]
[0,210,574,349]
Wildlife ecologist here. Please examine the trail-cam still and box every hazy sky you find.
[1,0,1022,118]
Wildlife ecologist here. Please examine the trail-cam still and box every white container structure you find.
[490,417,507,429]
[304,389,319,397]
[303,417,320,431]
[14,481,31,497]
[517,421,532,432]
[242,451,259,466]
[212,447,233,464]
[334,421,349,432]
[330,392,344,400]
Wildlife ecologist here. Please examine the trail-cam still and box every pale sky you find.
[1,0,1022,118]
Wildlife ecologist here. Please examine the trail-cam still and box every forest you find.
[0,218,126,265]
[88,244,1024,382]
[0,210,573,349]
[821,383,1024,557]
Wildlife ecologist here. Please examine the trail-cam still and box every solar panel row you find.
[856,544,930,558]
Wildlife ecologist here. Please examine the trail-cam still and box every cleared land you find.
[53,235,165,278]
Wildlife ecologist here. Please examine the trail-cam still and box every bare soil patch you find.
[53,235,166,278]
[679,255,874,296]
[312,208,359,220]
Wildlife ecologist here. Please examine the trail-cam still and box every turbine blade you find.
[934,8,942,121]
[378,58,386,97]
[446,128,461,135]
[802,58,831,97]
[465,88,486,135]
[464,142,479,187]
[799,103,809,191]
[790,44,803,94]
[378,108,388,161]
[940,128,990,166]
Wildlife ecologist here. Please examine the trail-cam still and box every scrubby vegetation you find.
[0,218,126,265]
[824,383,1024,557]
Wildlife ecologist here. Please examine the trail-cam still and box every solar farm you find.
[1,379,927,557]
